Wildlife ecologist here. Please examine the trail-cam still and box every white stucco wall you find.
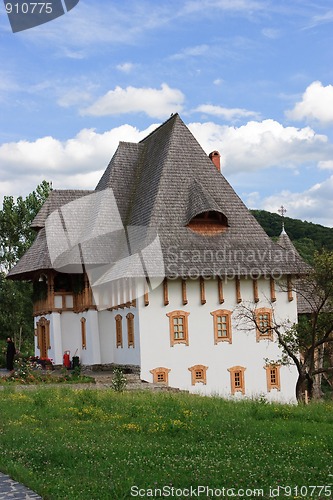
[98,308,140,366]
[138,277,298,402]
[35,305,140,368]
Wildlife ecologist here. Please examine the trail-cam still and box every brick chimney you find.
[209,151,221,172]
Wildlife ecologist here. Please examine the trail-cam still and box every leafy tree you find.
[0,180,51,272]
[237,250,333,403]
[0,181,51,358]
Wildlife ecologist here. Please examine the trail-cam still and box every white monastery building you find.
[9,114,309,401]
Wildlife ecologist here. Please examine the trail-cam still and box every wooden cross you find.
[278,205,287,218]
[278,205,287,231]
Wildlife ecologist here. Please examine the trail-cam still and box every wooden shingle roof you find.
[8,114,309,280]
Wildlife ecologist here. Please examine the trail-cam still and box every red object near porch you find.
[63,351,71,368]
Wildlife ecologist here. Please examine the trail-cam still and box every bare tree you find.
[237,250,333,403]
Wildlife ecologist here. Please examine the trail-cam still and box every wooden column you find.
[253,278,259,303]
[236,277,242,303]
[200,277,206,305]
[287,275,293,302]
[182,279,188,305]
[270,277,276,302]
[144,279,149,306]
[163,278,169,306]
[48,273,54,311]
[218,276,224,304]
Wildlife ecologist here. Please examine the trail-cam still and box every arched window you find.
[187,211,228,235]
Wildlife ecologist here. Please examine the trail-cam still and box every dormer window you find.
[187,210,228,235]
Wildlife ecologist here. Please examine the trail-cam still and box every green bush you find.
[111,367,127,392]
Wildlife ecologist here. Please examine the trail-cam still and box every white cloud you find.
[0,70,21,101]
[306,9,333,29]
[255,176,333,227]
[19,0,267,56]
[318,160,333,170]
[261,28,281,39]
[194,104,261,121]
[21,2,177,55]
[170,44,210,60]
[188,119,332,173]
[81,84,185,119]
[116,62,136,73]
[57,89,93,108]
[0,124,158,200]
[182,0,263,15]
[286,81,333,126]
[1,118,333,226]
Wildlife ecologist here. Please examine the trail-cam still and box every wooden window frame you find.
[150,367,171,384]
[36,317,51,358]
[210,309,232,344]
[115,314,123,348]
[188,365,208,385]
[265,364,281,392]
[228,366,246,395]
[255,307,273,342]
[166,310,190,346]
[80,317,87,350]
[126,313,135,348]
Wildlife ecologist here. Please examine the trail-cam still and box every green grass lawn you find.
[0,388,332,499]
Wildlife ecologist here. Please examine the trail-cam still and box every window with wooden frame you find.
[265,364,281,392]
[188,365,208,385]
[210,309,232,344]
[126,313,135,348]
[80,318,87,349]
[36,317,51,359]
[115,314,123,348]
[228,366,246,395]
[166,310,190,346]
[150,367,171,384]
[255,308,273,342]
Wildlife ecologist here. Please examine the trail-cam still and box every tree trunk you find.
[296,373,307,403]
[313,344,324,400]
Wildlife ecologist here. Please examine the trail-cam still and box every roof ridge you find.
[139,113,179,144]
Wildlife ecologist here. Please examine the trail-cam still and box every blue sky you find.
[0,0,333,226]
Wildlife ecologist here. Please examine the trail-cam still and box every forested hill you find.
[251,209,333,264]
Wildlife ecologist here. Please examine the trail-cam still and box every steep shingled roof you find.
[8,190,93,279]
[31,190,94,229]
[8,114,309,280]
